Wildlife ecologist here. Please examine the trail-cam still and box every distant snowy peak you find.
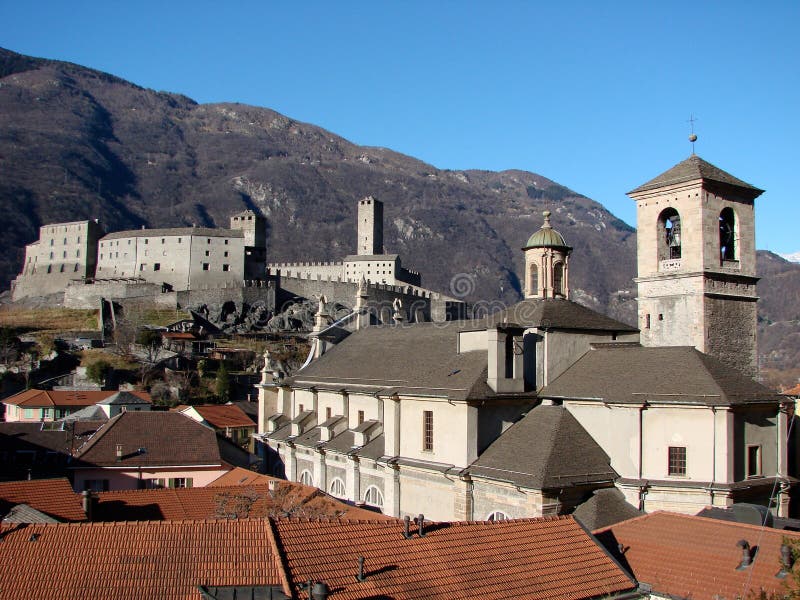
[780,252,800,263]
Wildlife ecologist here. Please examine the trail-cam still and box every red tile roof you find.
[273,516,636,600]
[3,389,151,408]
[73,411,222,468]
[0,520,282,599]
[186,403,255,429]
[93,482,391,522]
[594,511,800,599]
[0,479,86,522]
[208,466,275,487]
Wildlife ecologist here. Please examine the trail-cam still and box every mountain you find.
[0,47,797,383]
[779,252,800,264]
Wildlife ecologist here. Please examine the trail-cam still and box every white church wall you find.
[348,393,381,426]
[398,466,459,521]
[642,406,716,482]
[565,402,641,477]
[399,398,477,468]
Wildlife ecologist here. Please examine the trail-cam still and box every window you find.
[529,264,538,295]
[645,314,651,329]
[487,511,510,521]
[202,263,209,271]
[140,264,145,271]
[325,406,332,420]
[357,410,364,425]
[49,252,54,259]
[720,207,737,261]
[161,238,165,244]
[668,446,687,476]
[363,485,384,509]
[84,479,110,492]
[224,251,229,257]
[46,265,52,273]
[207,239,211,244]
[76,249,80,257]
[169,477,193,488]
[222,264,230,272]
[144,239,149,244]
[178,238,182,243]
[553,262,564,296]
[329,478,346,498]
[50,239,54,246]
[299,470,314,487]
[658,208,682,260]
[224,239,229,245]
[747,445,762,477]
[205,250,210,256]
[23,408,35,419]
[63,238,67,245]
[59,265,65,272]
[423,410,434,452]
[62,251,67,258]
[153,263,161,271]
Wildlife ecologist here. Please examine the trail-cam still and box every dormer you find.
[319,415,347,442]
[487,324,525,394]
[290,411,316,437]
[353,419,381,447]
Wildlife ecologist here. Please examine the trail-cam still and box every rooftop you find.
[0,478,86,522]
[481,298,638,333]
[181,404,256,429]
[466,404,617,489]
[594,511,800,599]
[628,154,764,197]
[541,345,782,406]
[3,389,151,408]
[101,227,244,241]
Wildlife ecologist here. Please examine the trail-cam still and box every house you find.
[257,155,791,520]
[0,515,638,600]
[178,403,256,450]
[2,388,151,422]
[594,511,800,599]
[69,411,252,492]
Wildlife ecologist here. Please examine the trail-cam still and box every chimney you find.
[416,514,426,537]
[403,515,412,539]
[355,556,366,582]
[81,490,94,521]
[777,544,795,578]
[115,444,123,462]
[737,540,753,570]
[311,582,330,600]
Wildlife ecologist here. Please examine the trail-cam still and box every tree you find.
[86,360,112,385]
[215,361,231,402]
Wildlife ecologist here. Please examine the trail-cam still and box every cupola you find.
[522,211,571,299]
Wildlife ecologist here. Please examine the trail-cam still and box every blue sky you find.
[2,1,798,254]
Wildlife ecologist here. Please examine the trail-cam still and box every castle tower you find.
[522,211,572,299]
[357,196,383,256]
[628,154,763,377]
[230,210,266,249]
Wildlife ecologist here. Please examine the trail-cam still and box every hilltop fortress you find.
[10,201,462,326]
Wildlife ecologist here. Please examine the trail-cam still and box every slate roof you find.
[3,389,150,407]
[0,519,283,600]
[73,411,223,468]
[186,404,256,429]
[92,482,388,522]
[571,487,641,531]
[541,345,782,406]
[466,404,617,489]
[0,478,86,522]
[101,227,244,240]
[97,391,152,406]
[480,298,638,332]
[2,503,59,523]
[594,511,800,600]
[273,516,636,600]
[628,154,764,196]
[289,322,497,401]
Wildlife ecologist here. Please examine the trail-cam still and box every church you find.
[256,154,791,521]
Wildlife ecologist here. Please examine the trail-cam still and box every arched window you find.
[363,485,384,509]
[658,208,682,260]
[529,263,539,296]
[553,262,564,296]
[487,510,510,521]
[719,207,736,261]
[299,470,314,487]
[329,477,346,498]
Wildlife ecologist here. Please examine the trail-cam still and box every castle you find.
[257,154,791,521]
[11,210,267,301]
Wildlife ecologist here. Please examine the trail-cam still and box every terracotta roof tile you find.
[0,479,86,522]
[3,389,150,408]
[0,519,281,599]
[273,516,635,599]
[595,511,800,599]
[93,481,390,522]
[188,404,256,429]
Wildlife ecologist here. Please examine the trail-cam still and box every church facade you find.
[257,155,791,521]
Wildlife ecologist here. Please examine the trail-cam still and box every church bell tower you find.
[628,154,763,377]
[522,211,572,299]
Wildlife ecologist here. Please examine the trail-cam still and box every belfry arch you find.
[658,208,682,261]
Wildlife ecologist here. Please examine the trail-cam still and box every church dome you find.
[524,211,571,249]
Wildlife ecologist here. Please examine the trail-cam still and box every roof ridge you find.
[266,518,293,597]
[73,411,124,456]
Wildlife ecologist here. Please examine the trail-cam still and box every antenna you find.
[687,114,698,154]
